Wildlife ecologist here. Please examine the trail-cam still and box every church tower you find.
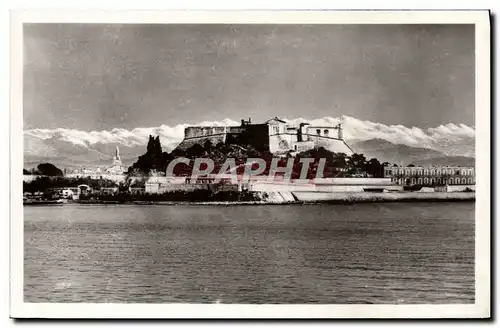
[105,146,125,175]
[113,146,122,166]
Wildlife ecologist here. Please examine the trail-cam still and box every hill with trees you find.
[128,135,390,179]
[23,163,64,176]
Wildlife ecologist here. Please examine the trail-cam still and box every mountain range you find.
[24,115,475,169]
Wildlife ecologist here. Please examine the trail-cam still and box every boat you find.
[23,198,67,206]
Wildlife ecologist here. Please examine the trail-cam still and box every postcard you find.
[10,10,491,319]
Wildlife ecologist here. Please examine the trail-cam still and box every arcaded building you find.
[175,117,354,155]
[383,166,475,186]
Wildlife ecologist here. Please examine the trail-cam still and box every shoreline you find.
[66,191,476,206]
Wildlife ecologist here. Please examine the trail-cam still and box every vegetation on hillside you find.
[23,163,64,176]
[127,135,392,178]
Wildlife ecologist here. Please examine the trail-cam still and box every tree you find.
[348,153,367,173]
[331,153,348,169]
[364,158,383,178]
[186,144,205,158]
[23,169,30,175]
[408,164,415,167]
[203,140,213,152]
[36,163,63,176]
[129,135,166,175]
[146,135,162,155]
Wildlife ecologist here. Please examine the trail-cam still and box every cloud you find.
[24,116,474,157]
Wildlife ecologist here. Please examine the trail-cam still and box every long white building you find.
[383,165,475,186]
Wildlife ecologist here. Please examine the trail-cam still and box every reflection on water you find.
[24,202,475,303]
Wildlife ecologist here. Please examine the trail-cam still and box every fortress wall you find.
[176,134,227,150]
[305,126,341,140]
[147,176,186,184]
[176,126,243,150]
[311,178,393,185]
[313,138,353,155]
[293,141,315,152]
[247,181,399,193]
[178,122,352,154]
[269,132,298,153]
[247,178,394,192]
[227,126,244,134]
[292,191,475,203]
[184,126,228,139]
[435,185,476,192]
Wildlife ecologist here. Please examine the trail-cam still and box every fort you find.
[175,117,355,155]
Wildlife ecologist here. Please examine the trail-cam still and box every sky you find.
[23,24,475,131]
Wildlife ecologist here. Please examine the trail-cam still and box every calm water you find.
[24,202,475,304]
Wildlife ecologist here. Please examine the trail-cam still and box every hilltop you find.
[128,135,388,179]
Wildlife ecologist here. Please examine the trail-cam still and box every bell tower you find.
[113,146,122,166]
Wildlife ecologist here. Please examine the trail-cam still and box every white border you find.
[10,10,491,319]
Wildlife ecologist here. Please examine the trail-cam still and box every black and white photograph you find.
[10,10,490,319]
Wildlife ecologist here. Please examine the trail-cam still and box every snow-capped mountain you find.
[23,115,475,169]
[349,139,474,167]
[285,116,475,157]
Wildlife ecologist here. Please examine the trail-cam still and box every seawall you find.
[290,191,475,203]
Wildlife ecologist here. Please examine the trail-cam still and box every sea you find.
[24,202,475,304]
